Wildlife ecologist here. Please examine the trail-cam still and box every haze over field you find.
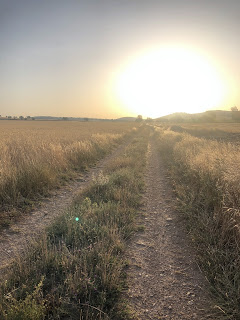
[1,0,240,118]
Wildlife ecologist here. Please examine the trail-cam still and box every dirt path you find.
[0,138,132,279]
[125,136,215,319]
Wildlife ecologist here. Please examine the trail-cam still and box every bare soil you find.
[0,139,131,280]
[125,136,216,319]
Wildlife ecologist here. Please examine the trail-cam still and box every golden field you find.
[0,126,150,320]
[0,121,137,212]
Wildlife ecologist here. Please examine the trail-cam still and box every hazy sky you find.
[1,0,240,118]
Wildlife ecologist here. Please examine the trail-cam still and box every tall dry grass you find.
[0,127,150,319]
[0,121,136,211]
[155,126,240,318]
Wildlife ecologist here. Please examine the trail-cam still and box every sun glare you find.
[114,47,227,118]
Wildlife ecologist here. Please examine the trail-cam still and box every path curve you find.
[125,136,215,319]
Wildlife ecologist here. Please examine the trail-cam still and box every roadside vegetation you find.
[154,125,240,319]
[0,121,136,226]
[0,126,150,319]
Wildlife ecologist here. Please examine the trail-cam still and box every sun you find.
[114,47,227,118]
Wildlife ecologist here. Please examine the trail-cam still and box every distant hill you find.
[34,116,113,121]
[35,116,62,120]
[155,112,190,121]
[115,117,137,121]
[34,116,137,121]
[155,110,235,122]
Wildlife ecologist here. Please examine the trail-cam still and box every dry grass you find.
[0,126,150,320]
[0,121,136,214]
[155,126,240,319]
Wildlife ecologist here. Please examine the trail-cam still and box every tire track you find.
[125,135,215,319]
[0,137,134,280]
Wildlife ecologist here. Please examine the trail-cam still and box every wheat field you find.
[0,125,150,320]
[0,121,137,212]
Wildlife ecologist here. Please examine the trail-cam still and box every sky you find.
[1,0,240,118]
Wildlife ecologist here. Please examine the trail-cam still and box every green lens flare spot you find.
[75,217,79,222]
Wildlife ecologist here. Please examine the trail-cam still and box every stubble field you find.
[161,122,240,144]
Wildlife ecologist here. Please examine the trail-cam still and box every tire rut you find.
[125,136,215,320]
[0,137,133,280]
